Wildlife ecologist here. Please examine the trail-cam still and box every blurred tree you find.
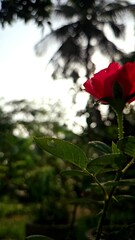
[1,1,135,80]
[0,99,86,239]
[0,99,95,237]
[35,0,135,81]
[0,0,52,26]
[0,99,78,200]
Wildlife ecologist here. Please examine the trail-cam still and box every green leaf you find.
[92,178,135,187]
[91,181,117,188]
[26,235,54,240]
[116,195,135,201]
[87,153,125,174]
[112,194,135,205]
[61,169,89,177]
[88,141,111,154]
[112,141,120,153]
[117,136,135,157]
[34,137,88,169]
[114,179,135,186]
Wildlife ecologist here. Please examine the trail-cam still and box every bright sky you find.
[0,20,73,101]
[0,16,135,131]
[0,20,89,131]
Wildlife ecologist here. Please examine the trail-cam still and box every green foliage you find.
[117,136,135,157]
[34,125,135,239]
[0,97,135,240]
[91,178,135,187]
[34,137,126,177]
[112,141,120,154]
[88,141,111,154]
[0,99,80,238]
[34,137,88,169]
[0,99,73,199]
[87,153,125,174]
[0,96,135,239]
[0,216,26,240]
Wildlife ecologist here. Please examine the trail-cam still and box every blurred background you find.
[1,0,135,239]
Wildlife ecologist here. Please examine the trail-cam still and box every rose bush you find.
[83,62,135,104]
[33,61,135,240]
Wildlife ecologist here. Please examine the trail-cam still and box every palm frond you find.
[35,0,134,80]
[35,31,59,56]
[35,21,80,57]
[100,2,135,20]
[97,32,124,60]
[107,21,125,38]
[47,36,82,65]
[54,4,78,19]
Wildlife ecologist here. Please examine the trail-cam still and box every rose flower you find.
[83,62,135,104]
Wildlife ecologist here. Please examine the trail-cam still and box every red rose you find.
[83,62,135,104]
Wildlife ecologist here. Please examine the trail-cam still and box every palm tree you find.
[35,0,135,81]
[35,0,135,145]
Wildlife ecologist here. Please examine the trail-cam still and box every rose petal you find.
[118,62,135,102]
[83,62,122,101]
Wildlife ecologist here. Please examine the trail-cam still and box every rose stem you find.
[116,111,124,140]
[95,111,124,240]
